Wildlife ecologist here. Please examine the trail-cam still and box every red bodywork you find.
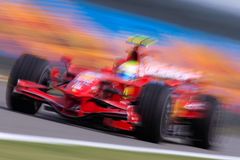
[14,61,208,132]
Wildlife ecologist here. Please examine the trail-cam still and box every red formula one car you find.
[6,37,220,149]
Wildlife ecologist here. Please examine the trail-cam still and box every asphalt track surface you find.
[0,82,239,157]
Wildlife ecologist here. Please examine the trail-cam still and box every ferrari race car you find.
[6,37,220,149]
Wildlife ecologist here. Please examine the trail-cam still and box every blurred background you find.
[0,0,240,139]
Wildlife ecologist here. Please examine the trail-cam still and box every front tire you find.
[6,54,50,114]
[135,82,171,143]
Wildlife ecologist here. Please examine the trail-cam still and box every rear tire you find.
[6,54,50,114]
[135,82,171,143]
[190,95,220,149]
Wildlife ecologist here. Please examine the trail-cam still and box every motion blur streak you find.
[0,0,113,68]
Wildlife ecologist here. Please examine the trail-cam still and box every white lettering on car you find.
[139,57,201,80]
[71,71,101,90]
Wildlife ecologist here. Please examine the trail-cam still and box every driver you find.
[114,35,155,80]
[115,44,141,80]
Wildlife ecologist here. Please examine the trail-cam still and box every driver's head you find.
[117,60,139,80]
